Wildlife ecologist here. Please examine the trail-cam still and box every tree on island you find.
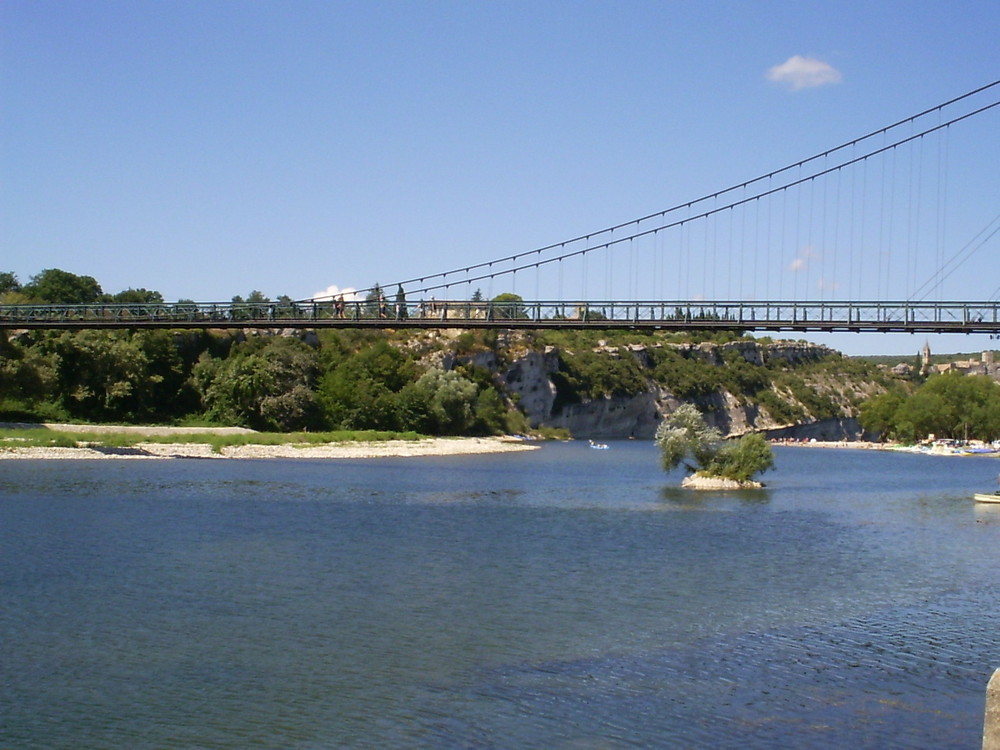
[655,403,773,487]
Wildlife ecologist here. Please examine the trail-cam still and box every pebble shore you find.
[0,424,539,460]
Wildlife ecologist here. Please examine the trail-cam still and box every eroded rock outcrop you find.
[490,339,876,439]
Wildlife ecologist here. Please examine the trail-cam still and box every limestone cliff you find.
[483,336,889,439]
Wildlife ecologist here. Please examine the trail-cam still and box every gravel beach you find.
[0,424,539,460]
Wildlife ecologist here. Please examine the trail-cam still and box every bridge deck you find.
[2,299,999,334]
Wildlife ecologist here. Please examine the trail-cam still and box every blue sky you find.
[2,0,998,356]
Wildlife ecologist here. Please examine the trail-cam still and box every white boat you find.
[974,493,1000,504]
[588,440,610,450]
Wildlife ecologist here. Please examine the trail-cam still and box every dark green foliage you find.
[46,330,159,421]
[0,271,21,296]
[647,347,719,399]
[193,337,321,431]
[394,285,409,320]
[23,268,103,304]
[858,388,907,439]
[773,372,840,421]
[859,373,1000,442]
[453,331,478,355]
[490,292,528,320]
[718,350,771,400]
[755,389,805,424]
[108,288,164,304]
[364,283,387,318]
[705,433,775,482]
[316,340,416,430]
[551,348,648,411]
[410,369,478,433]
[0,332,64,420]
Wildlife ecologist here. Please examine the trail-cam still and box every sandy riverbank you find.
[772,439,887,450]
[0,423,540,460]
[774,439,1000,457]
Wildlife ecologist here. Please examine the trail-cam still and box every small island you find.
[655,403,774,489]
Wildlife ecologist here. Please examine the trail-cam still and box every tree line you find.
[859,372,1000,443]
[0,268,522,434]
[1,326,526,434]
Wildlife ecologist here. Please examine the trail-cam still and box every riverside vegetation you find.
[859,372,1000,443]
[0,267,935,443]
[655,403,774,486]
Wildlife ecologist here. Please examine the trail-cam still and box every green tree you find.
[858,389,906,439]
[411,368,478,434]
[394,285,409,320]
[108,288,164,304]
[138,330,199,419]
[364,283,386,318]
[0,271,21,296]
[490,292,528,320]
[655,403,722,474]
[23,268,102,304]
[49,331,157,420]
[705,433,775,483]
[0,332,62,418]
[192,337,320,430]
[550,348,647,411]
[316,340,416,430]
[859,373,1000,443]
[472,385,512,435]
[655,403,773,483]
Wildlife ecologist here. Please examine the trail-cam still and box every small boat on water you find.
[974,493,1000,504]
[588,440,610,450]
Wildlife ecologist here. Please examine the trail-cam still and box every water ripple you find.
[416,586,999,749]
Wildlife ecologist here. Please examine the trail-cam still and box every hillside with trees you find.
[2,268,899,437]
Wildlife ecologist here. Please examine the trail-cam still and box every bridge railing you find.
[1,299,999,333]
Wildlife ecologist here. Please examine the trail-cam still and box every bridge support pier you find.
[986,668,1000,750]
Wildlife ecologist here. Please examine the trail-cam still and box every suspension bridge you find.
[3,81,999,335]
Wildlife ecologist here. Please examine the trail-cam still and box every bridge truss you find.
[3,298,1000,335]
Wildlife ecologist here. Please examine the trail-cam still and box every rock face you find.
[543,391,664,439]
[681,473,764,490]
[764,417,870,442]
[502,350,559,424]
[488,338,875,439]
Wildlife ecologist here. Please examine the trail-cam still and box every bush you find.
[706,433,775,482]
[655,403,773,483]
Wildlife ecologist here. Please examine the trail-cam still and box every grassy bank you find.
[0,427,426,454]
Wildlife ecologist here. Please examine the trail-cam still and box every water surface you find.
[2,444,998,748]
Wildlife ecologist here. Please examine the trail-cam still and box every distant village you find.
[891,344,1000,380]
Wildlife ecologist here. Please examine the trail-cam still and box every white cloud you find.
[790,245,822,271]
[767,55,842,91]
[311,284,358,301]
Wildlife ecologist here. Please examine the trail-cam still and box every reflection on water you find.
[658,484,772,509]
[1,443,999,749]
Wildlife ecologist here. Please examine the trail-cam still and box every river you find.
[2,443,999,748]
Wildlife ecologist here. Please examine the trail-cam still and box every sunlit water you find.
[2,444,999,748]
